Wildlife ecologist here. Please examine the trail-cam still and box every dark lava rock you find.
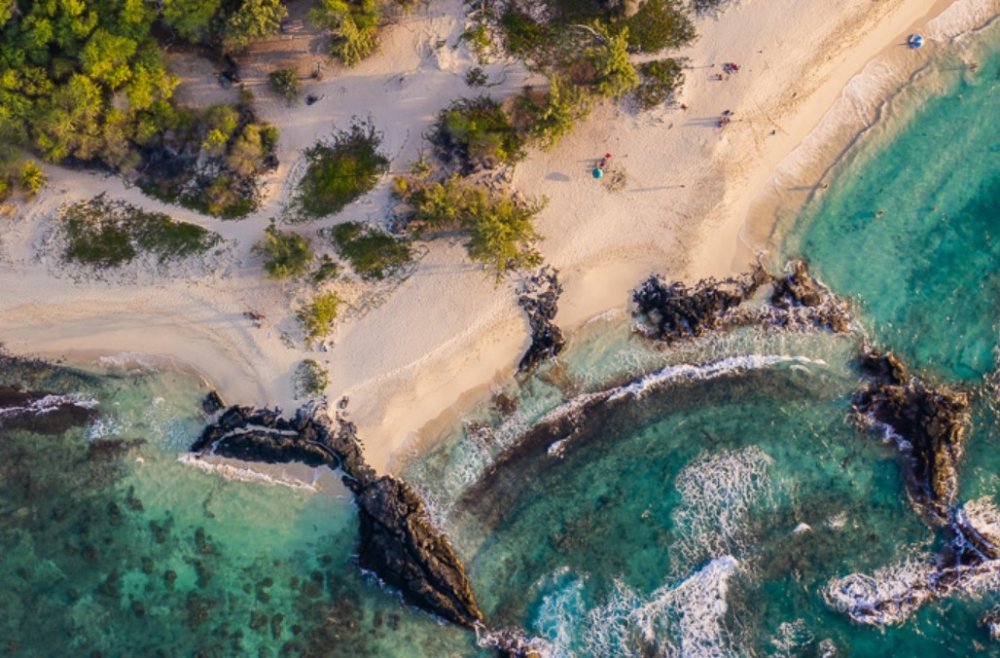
[631,269,760,343]
[517,266,566,372]
[202,390,225,415]
[355,476,484,628]
[853,349,970,523]
[769,260,850,333]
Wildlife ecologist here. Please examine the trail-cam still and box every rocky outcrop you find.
[853,350,970,523]
[189,401,482,629]
[517,266,566,372]
[631,261,851,342]
[631,270,760,342]
[355,476,484,628]
[201,390,225,414]
[767,260,851,332]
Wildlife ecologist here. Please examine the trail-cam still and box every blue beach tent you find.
[908,34,924,49]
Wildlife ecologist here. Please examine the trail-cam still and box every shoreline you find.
[0,0,994,474]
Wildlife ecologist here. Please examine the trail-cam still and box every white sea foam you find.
[825,545,1000,627]
[671,446,776,573]
[177,453,318,491]
[95,352,160,370]
[533,556,741,658]
[925,0,997,42]
[608,355,826,402]
[0,392,99,419]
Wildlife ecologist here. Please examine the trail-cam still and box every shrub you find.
[587,23,639,99]
[61,196,220,267]
[19,161,46,196]
[254,225,314,279]
[293,121,389,220]
[431,97,524,172]
[517,76,590,149]
[269,68,301,104]
[330,222,413,280]
[465,67,489,87]
[310,0,380,66]
[293,359,328,398]
[393,175,544,279]
[635,58,685,109]
[624,0,696,52]
[312,255,341,284]
[500,9,552,57]
[298,292,340,343]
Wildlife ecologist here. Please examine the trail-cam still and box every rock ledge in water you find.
[189,401,482,629]
[517,266,566,372]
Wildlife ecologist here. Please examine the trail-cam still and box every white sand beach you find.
[0,0,994,472]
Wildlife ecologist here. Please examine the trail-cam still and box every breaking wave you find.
[177,453,320,491]
[532,556,742,658]
[671,446,776,574]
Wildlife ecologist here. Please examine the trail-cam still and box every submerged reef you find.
[190,399,483,629]
[631,260,850,342]
[517,266,566,372]
[853,350,970,524]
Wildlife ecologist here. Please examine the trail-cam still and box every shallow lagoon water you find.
[3,21,1000,658]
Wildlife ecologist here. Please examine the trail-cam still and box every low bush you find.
[310,0,381,66]
[269,68,301,104]
[431,97,524,172]
[298,292,340,344]
[254,225,314,279]
[635,58,685,109]
[61,196,220,268]
[393,175,544,279]
[312,255,341,284]
[514,76,590,149]
[19,162,46,197]
[293,120,389,220]
[624,0,695,52]
[293,359,329,398]
[330,222,413,280]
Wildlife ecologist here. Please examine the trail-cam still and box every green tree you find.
[162,0,222,43]
[222,0,287,51]
[528,75,589,149]
[588,23,639,99]
[253,225,314,279]
[19,161,46,195]
[624,0,696,52]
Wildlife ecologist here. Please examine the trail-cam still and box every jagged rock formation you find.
[517,266,566,372]
[853,350,970,523]
[189,401,483,629]
[631,269,759,342]
[201,390,225,414]
[355,476,483,628]
[631,260,851,342]
[767,260,851,332]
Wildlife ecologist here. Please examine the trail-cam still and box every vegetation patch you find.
[0,149,47,204]
[430,97,524,173]
[624,0,696,53]
[293,359,329,398]
[393,174,543,279]
[330,222,413,280]
[310,0,415,66]
[292,121,389,221]
[60,196,220,268]
[0,1,285,221]
[635,58,686,109]
[269,68,301,104]
[254,225,314,280]
[298,292,341,344]
[138,90,280,219]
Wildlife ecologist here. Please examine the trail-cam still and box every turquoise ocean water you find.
[2,24,999,658]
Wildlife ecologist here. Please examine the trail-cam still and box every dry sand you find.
[0,0,994,473]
